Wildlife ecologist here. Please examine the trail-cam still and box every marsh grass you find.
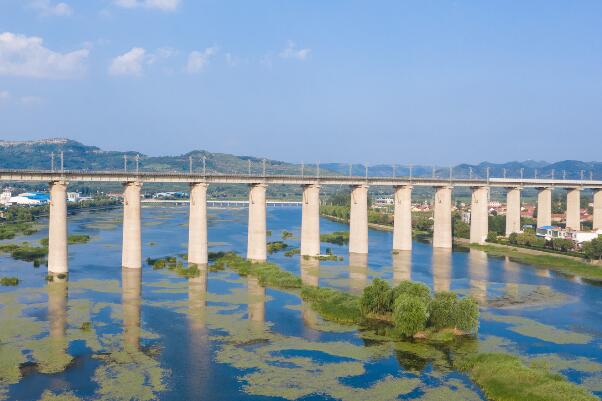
[320,231,349,245]
[212,253,302,289]
[300,286,362,324]
[0,243,47,264]
[0,276,19,286]
[458,353,597,401]
[267,241,288,254]
[0,222,38,239]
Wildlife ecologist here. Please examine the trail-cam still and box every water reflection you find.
[187,267,209,399]
[247,276,265,323]
[432,248,451,292]
[348,253,368,295]
[47,279,69,368]
[122,267,141,350]
[300,257,320,332]
[468,250,489,304]
[503,257,520,298]
[392,251,412,285]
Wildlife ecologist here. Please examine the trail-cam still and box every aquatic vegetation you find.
[320,231,349,245]
[0,243,47,264]
[0,277,19,286]
[39,235,91,247]
[284,248,300,257]
[458,352,597,401]
[212,253,302,289]
[0,222,38,239]
[267,241,288,254]
[481,312,592,345]
[280,230,294,240]
[38,390,81,401]
[300,286,362,324]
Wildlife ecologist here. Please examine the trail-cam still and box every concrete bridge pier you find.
[566,188,581,230]
[349,184,369,254]
[505,187,522,236]
[122,182,142,269]
[247,183,267,262]
[536,187,552,228]
[470,186,489,244]
[48,180,68,275]
[300,184,320,256]
[188,183,209,265]
[433,186,453,248]
[594,189,602,230]
[393,185,412,251]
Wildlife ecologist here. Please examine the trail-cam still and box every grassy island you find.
[320,231,349,245]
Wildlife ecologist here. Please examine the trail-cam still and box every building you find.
[536,225,602,245]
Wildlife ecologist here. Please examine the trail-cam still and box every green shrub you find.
[486,231,498,243]
[392,294,429,337]
[429,292,480,333]
[267,241,288,254]
[391,281,431,307]
[429,292,460,330]
[284,248,300,257]
[360,279,393,316]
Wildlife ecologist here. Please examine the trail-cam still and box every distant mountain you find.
[0,138,324,176]
[0,138,600,182]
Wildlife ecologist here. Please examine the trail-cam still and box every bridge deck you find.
[1,169,601,188]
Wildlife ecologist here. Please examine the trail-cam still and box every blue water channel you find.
[0,206,600,400]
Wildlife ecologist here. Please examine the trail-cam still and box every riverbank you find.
[321,213,602,282]
[466,242,602,282]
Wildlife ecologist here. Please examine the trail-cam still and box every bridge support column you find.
[122,267,141,350]
[301,184,320,256]
[188,183,209,265]
[470,186,489,244]
[594,189,602,231]
[393,185,412,251]
[506,187,522,236]
[536,187,552,228]
[433,186,453,248]
[349,184,369,254]
[247,183,267,261]
[48,181,68,275]
[122,182,142,269]
[566,188,581,230]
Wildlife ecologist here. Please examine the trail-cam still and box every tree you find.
[488,215,506,236]
[453,219,470,239]
[582,237,602,260]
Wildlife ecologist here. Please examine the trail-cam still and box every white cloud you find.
[28,0,73,17]
[109,47,146,76]
[279,40,311,61]
[20,96,44,106]
[0,32,89,79]
[186,47,217,74]
[113,0,180,11]
[0,90,10,102]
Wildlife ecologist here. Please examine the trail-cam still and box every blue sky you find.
[0,0,601,164]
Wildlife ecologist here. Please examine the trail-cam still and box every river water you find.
[0,206,600,400]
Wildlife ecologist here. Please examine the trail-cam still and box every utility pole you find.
[301,161,304,178]
[486,167,490,183]
[203,156,207,177]
[248,160,251,175]
[563,170,566,180]
[534,169,538,179]
[135,154,140,175]
[51,152,55,172]
[520,168,524,180]
[551,169,555,180]
[469,167,473,180]
[449,166,452,183]
[409,164,413,181]
[60,151,64,173]
[317,162,320,178]
[349,163,352,177]
[392,164,396,178]
[365,164,368,181]
[581,170,584,180]
[189,156,192,174]
[503,168,506,179]
[262,159,266,177]
[432,165,436,179]
[124,155,127,173]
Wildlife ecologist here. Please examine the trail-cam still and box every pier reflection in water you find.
[348,253,368,295]
[47,278,69,370]
[187,266,209,398]
[432,248,451,292]
[468,249,489,304]
[392,250,412,284]
[247,276,265,323]
[122,267,141,350]
[300,257,320,331]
